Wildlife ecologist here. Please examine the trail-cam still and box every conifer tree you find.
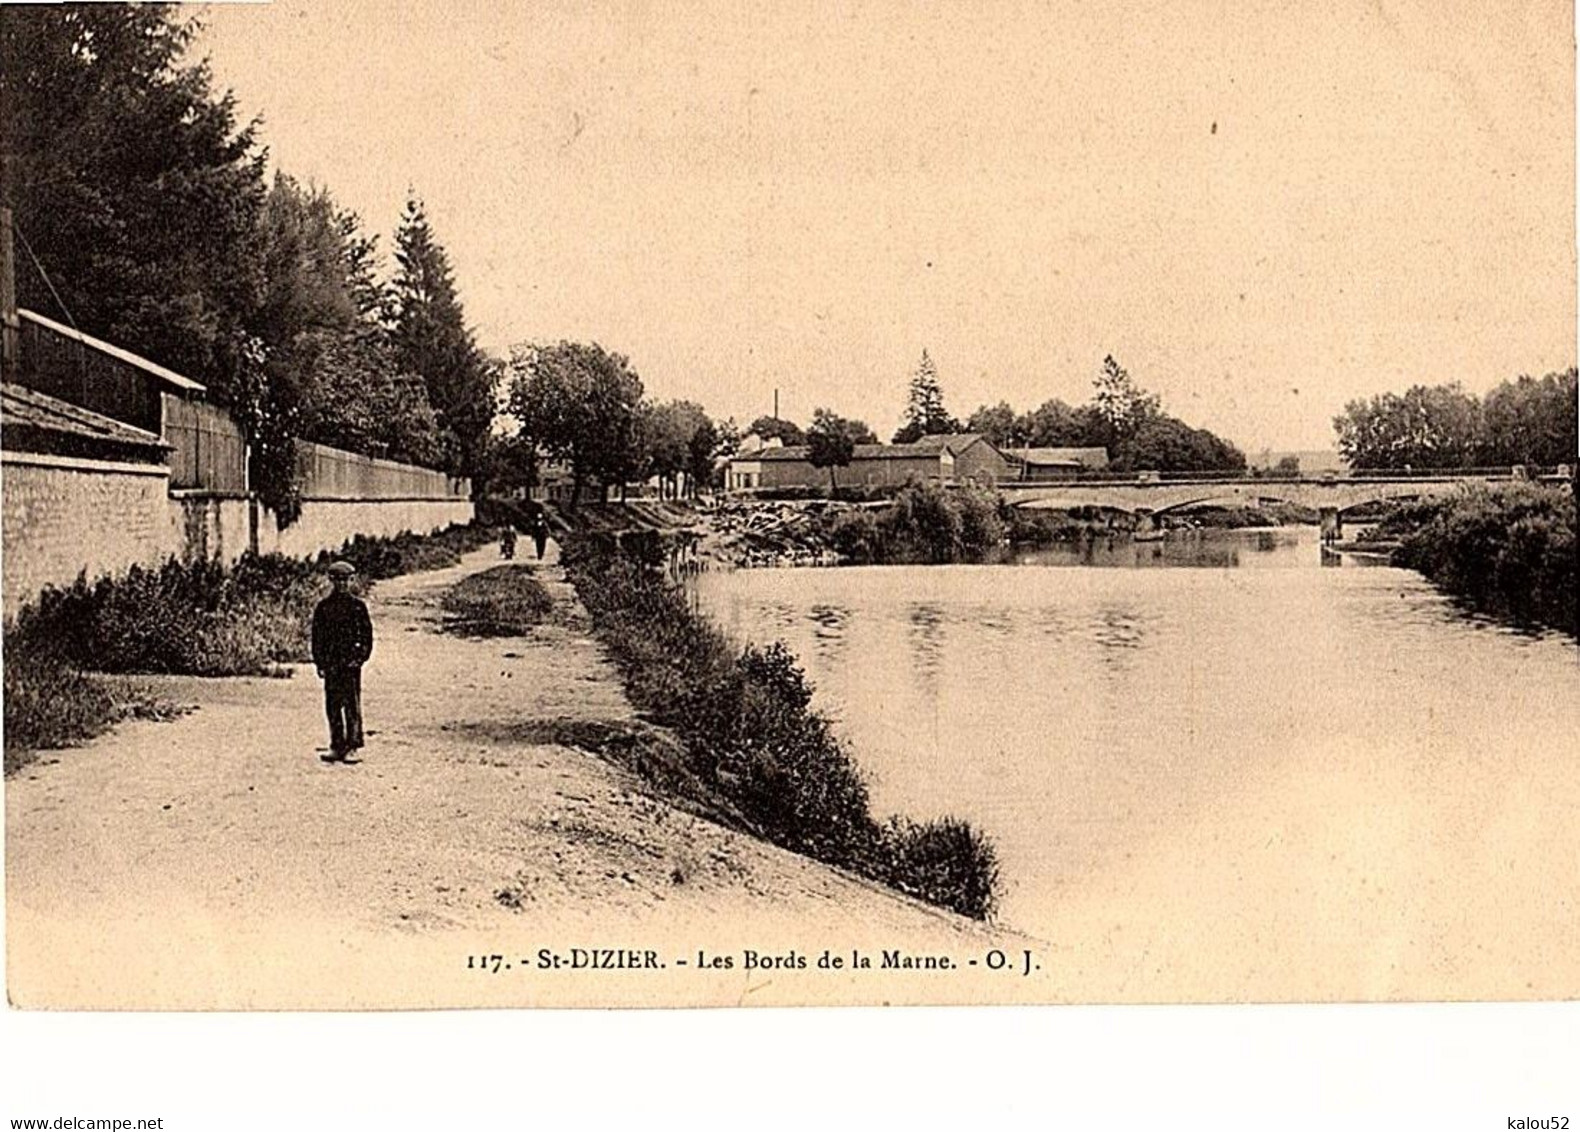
[893,349,959,443]
[388,196,494,481]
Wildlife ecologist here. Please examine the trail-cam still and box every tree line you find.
[963,355,1247,472]
[498,341,737,505]
[1332,370,1578,469]
[1,5,494,521]
[755,351,1248,478]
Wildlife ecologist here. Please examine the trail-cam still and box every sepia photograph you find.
[2,0,1577,1045]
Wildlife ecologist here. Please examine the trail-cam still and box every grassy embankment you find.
[1363,483,1576,636]
[3,524,497,772]
[558,533,1001,919]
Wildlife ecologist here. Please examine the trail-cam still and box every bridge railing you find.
[1000,466,1570,487]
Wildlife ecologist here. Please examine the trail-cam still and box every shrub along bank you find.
[827,480,1005,564]
[561,536,1001,919]
[4,523,497,771]
[1380,484,1576,636]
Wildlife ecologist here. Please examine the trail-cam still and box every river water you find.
[693,526,1580,1000]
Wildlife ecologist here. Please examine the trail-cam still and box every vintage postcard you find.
[2,0,1576,1013]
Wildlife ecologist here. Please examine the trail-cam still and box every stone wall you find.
[168,494,473,566]
[2,452,183,617]
[256,498,474,560]
[3,451,475,621]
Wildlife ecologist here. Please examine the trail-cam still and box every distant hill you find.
[1250,448,1349,473]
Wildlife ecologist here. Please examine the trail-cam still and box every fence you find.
[295,439,468,501]
[17,312,165,434]
[163,395,248,494]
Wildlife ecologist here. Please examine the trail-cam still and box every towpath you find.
[7,543,1018,1009]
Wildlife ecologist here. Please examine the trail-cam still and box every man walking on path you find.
[312,560,374,762]
[530,510,551,560]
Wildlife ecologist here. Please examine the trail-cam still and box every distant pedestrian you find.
[311,560,374,763]
[530,510,550,560]
[500,525,517,559]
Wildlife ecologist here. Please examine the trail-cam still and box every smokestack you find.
[773,388,779,420]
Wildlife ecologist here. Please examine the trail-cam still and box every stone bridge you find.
[996,473,1525,540]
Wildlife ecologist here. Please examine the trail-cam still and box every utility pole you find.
[1,148,18,384]
[773,387,779,421]
[1,205,17,385]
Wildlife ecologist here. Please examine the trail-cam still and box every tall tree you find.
[389,196,494,481]
[807,408,858,490]
[1333,384,1483,469]
[0,3,268,399]
[639,399,711,498]
[1478,369,1578,467]
[685,416,722,496]
[894,349,959,443]
[254,175,445,467]
[506,341,645,506]
[1091,355,1160,442]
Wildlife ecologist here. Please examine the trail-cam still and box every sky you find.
[198,0,1576,451]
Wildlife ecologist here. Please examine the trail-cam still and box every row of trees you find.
[500,341,737,505]
[1332,370,1578,469]
[882,351,1244,472]
[963,355,1246,472]
[742,353,1247,477]
[1,5,494,519]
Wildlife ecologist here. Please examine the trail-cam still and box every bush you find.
[828,509,885,563]
[1388,485,1576,635]
[560,536,1002,918]
[8,523,500,679]
[3,650,119,772]
[879,816,1001,920]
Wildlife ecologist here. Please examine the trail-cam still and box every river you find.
[693,526,1580,1001]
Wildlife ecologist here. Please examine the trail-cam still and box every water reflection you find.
[807,603,851,664]
[692,522,1580,990]
[906,602,947,698]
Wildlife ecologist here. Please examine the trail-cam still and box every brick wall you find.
[2,452,184,618]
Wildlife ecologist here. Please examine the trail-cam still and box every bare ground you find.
[6,544,1027,1009]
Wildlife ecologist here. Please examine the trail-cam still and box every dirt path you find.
[7,543,1025,1009]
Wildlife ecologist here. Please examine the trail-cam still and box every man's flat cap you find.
[327,560,357,578]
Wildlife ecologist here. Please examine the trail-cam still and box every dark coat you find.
[311,590,374,672]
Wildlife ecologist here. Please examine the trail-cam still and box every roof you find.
[1,382,171,454]
[19,308,207,395]
[908,432,987,455]
[1005,446,1110,468]
[736,443,950,463]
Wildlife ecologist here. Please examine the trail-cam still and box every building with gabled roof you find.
[725,432,1015,491]
[1003,446,1110,480]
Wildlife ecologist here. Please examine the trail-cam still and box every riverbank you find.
[7,542,1014,1009]
[558,534,1001,918]
[1364,483,1576,636]
[692,489,1319,569]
